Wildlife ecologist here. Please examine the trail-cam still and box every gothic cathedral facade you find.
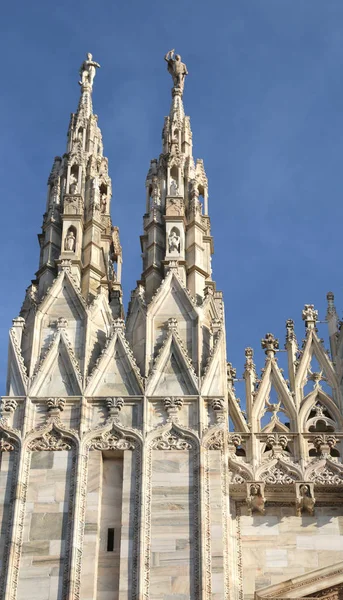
[1,53,343,600]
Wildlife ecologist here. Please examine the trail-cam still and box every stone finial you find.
[246,483,266,515]
[302,304,318,330]
[106,397,124,421]
[163,397,183,422]
[285,319,296,343]
[47,397,66,417]
[244,347,255,371]
[296,483,315,516]
[261,333,279,358]
[326,291,337,318]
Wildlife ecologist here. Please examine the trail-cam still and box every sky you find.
[1,0,343,395]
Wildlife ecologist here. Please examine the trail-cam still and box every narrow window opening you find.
[107,528,114,552]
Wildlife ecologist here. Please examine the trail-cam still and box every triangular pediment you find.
[146,333,198,396]
[85,331,143,396]
[30,332,82,396]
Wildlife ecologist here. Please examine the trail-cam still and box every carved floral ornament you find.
[27,429,74,452]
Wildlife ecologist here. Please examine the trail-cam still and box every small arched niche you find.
[64,225,77,252]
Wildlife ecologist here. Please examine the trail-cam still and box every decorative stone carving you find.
[164,49,188,94]
[313,434,337,457]
[296,482,315,516]
[246,483,266,515]
[106,397,124,421]
[88,429,134,451]
[163,397,183,422]
[0,398,17,416]
[151,427,193,450]
[211,398,226,423]
[28,430,73,451]
[166,197,183,216]
[46,397,66,416]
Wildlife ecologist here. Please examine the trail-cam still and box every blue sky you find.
[1,0,343,394]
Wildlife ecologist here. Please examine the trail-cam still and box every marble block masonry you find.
[1,50,343,600]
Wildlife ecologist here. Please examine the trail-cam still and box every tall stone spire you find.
[35,53,122,306]
[139,49,212,302]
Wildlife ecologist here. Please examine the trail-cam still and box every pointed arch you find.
[252,359,297,431]
[83,419,143,451]
[304,457,343,484]
[147,420,199,450]
[255,457,303,483]
[295,331,338,397]
[299,388,343,432]
[24,418,79,451]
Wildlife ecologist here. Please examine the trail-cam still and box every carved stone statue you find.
[79,53,100,88]
[170,178,179,196]
[164,49,188,94]
[65,230,76,252]
[296,484,315,516]
[101,193,107,214]
[168,229,180,253]
[246,483,265,515]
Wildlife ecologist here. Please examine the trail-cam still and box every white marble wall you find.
[17,450,73,600]
[236,504,343,599]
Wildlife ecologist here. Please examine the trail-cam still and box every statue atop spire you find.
[164,49,188,95]
[79,52,100,88]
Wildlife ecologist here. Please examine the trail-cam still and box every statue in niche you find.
[69,173,78,195]
[168,228,181,253]
[65,230,76,252]
[246,483,265,515]
[79,53,100,87]
[164,49,188,94]
[170,178,179,196]
[101,193,107,213]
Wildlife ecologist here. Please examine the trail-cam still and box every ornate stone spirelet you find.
[261,333,279,358]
